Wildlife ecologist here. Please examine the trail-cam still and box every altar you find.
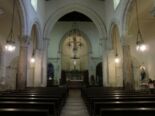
[66,71,84,88]
[66,70,83,80]
[67,80,83,89]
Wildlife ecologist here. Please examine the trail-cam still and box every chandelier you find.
[135,0,146,52]
[67,23,83,67]
[5,0,16,52]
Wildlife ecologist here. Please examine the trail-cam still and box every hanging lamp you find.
[5,0,16,52]
[135,0,146,52]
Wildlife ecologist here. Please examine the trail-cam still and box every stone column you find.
[88,51,92,84]
[102,38,108,87]
[123,44,134,90]
[17,36,29,90]
[34,49,42,87]
[41,38,49,87]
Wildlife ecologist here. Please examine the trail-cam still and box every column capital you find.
[43,38,50,41]
[20,35,31,47]
[150,1,155,17]
[121,35,131,47]
[43,38,50,47]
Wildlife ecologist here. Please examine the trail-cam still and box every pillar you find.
[17,36,29,90]
[41,38,49,87]
[34,49,42,87]
[102,38,108,87]
[123,44,134,90]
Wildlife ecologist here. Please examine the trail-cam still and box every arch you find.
[107,23,123,87]
[59,29,92,53]
[18,0,29,35]
[47,62,54,87]
[43,3,107,39]
[109,22,123,50]
[96,62,103,86]
[121,0,155,89]
[30,21,42,49]
[122,0,133,43]
[110,23,122,49]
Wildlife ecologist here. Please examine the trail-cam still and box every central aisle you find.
[61,89,89,116]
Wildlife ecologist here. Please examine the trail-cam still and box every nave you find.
[1,0,155,115]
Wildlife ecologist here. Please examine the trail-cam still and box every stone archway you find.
[122,0,155,90]
[27,24,42,87]
[47,62,54,87]
[96,62,103,86]
[0,0,27,90]
[44,3,107,39]
[107,24,123,87]
[44,2,107,87]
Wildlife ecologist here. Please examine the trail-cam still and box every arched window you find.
[31,0,38,12]
[113,0,121,10]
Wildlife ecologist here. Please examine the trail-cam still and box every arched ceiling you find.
[44,2,106,39]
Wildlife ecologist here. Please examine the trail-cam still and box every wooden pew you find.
[87,96,155,113]
[100,108,155,116]
[81,87,155,116]
[0,97,61,116]
[0,87,68,116]
[0,101,56,116]
[0,108,49,116]
[93,101,155,116]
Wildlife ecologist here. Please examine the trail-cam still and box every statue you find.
[140,65,146,81]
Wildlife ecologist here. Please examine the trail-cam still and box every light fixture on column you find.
[114,28,120,64]
[135,0,146,52]
[30,38,36,64]
[30,50,35,63]
[115,53,120,64]
[5,0,16,52]
[73,59,77,65]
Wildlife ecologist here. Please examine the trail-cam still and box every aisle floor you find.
[60,89,89,116]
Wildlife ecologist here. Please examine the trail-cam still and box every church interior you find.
[0,0,155,116]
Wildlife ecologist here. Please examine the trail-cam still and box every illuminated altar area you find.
[66,71,84,89]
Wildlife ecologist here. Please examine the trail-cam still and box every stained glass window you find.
[31,0,38,12]
[113,0,120,10]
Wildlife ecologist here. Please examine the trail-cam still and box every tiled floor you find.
[60,89,89,116]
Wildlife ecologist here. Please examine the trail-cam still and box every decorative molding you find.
[48,57,60,60]
[19,35,31,47]
[91,57,102,60]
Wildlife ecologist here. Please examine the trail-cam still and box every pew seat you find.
[100,108,155,116]
[0,108,49,116]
